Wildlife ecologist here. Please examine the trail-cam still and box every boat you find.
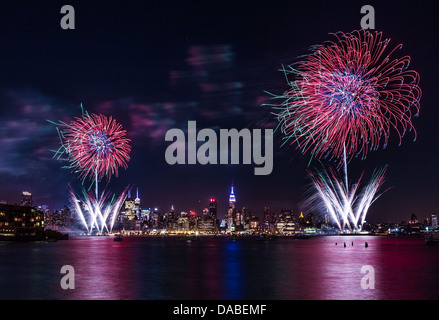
[113,234,123,241]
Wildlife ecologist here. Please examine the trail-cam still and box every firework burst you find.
[272,30,421,162]
[55,112,131,182]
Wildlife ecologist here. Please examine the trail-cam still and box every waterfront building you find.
[0,204,44,238]
[198,215,216,233]
[276,210,297,235]
[177,212,190,232]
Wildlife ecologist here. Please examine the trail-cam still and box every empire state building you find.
[227,185,236,232]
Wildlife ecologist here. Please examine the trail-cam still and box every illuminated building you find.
[306,212,315,227]
[198,199,217,233]
[20,191,33,207]
[248,216,259,231]
[163,206,178,232]
[150,208,160,229]
[409,213,418,224]
[142,208,151,221]
[276,210,297,235]
[432,214,438,229]
[219,219,227,232]
[261,206,274,233]
[189,211,198,230]
[209,198,217,219]
[45,206,72,230]
[198,216,215,233]
[124,190,136,221]
[134,188,141,218]
[263,206,271,222]
[177,211,190,232]
[235,210,242,229]
[0,204,44,238]
[298,212,305,226]
[239,207,246,227]
[227,185,236,232]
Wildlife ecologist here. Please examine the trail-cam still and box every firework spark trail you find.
[69,188,90,234]
[69,187,128,233]
[108,187,129,232]
[308,166,387,230]
[354,167,388,227]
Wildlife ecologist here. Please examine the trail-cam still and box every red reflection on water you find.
[294,235,437,300]
[57,237,138,300]
[367,235,437,300]
[309,236,384,300]
[47,235,439,300]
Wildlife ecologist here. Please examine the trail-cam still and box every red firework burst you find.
[63,113,131,181]
[273,30,421,161]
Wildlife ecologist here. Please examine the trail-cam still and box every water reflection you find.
[223,240,243,299]
[55,237,139,299]
[311,236,383,300]
[1,235,439,299]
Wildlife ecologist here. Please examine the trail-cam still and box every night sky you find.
[0,0,437,223]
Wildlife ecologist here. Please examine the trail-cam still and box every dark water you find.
[0,235,438,300]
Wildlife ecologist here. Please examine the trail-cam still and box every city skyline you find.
[5,183,435,226]
[7,185,437,238]
[0,1,437,225]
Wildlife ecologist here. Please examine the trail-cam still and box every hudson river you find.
[0,235,438,300]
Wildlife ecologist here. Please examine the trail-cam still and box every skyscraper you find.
[227,185,236,232]
[209,198,217,219]
[20,191,33,207]
[432,214,438,229]
[134,188,141,218]
[124,190,136,220]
